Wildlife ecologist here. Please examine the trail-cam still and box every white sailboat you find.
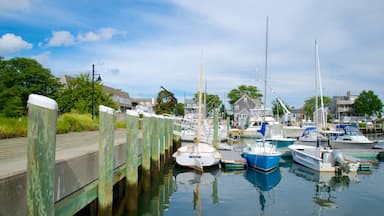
[242,16,281,172]
[173,52,221,171]
[289,41,360,173]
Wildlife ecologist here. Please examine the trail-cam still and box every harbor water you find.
[96,137,384,216]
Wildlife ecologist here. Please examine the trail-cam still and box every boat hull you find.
[242,143,281,172]
[288,144,359,172]
[266,138,296,148]
[173,144,221,170]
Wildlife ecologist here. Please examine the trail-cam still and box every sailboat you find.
[172,52,221,171]
[289,41,360,173]
[242,16,281,172]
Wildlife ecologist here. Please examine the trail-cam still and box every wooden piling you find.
[26,94,58,216]
[213,108,219,148]
[125,110,139,215]
[98,105,115,216]
[159,116,166,166]
[125,110,139,186]
[142,113,152,194]
[151,115,160,176]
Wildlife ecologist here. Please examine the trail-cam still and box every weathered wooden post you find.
[26,94,58,216]
[125,110,139,215]
[141,113,152,192]
[141,113,152,215]
[151,115,160,176]
[159,116,165,166]
[98,105,115,216]
[213,108,219,148]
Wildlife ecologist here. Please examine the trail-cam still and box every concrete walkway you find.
[0,129,127,179]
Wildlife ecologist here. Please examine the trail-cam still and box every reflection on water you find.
[108,156,384,216]
[244,168,281,214]
[290,162,360,213]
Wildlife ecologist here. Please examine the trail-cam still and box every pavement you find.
[0,129,127,180]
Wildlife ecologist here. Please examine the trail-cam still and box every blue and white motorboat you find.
[330,124,375,149]
[242,142,281,171]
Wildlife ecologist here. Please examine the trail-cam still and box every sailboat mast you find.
[315,41,326,129]
[196,51,204,144]
[264,16,269,122]
[315,40,319,129]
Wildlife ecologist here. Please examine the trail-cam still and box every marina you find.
[1,102,384,215]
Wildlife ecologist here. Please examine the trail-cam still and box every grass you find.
[0,116,28,139]
[0,112,129,139]
[57,113,99,134]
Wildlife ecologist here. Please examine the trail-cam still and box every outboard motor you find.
[332,150,350,173]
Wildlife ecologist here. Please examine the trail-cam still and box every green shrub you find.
[57,113,98,134]
[115,120,126,129]
[0,116,28,138]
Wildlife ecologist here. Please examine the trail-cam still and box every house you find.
[60,75,132,112]
[184,98,206,119]
[102,85,132,112]
[329,91,358,120]
[233,94,261,123]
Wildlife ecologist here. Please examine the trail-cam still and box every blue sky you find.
[1,0,383,108]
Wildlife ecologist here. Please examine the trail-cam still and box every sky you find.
[1,0,383,108]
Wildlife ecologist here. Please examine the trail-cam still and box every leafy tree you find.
[193,92,222,115]
[0,57,61,116]
[227,85,262,105]
[154,88,177,115]
[175,103,185,116]
[56,73,117,115]
[353,90,383,117]
[303,96,332,120]
[272,98,290,118]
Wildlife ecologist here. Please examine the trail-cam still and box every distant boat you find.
[173,52,221,171]
[242,16,281,172]
[330,124,375,149]
[289,41,360,173]
[241,107,277,138]
[264,123,296,148]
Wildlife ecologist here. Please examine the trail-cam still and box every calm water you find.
[114,137,384,216]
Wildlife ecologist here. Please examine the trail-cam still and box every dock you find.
[0,96,179,216]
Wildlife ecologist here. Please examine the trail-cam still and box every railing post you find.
[26,94,58,216]
[98,105,115,216]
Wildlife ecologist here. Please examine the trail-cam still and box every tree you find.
[272,98,290,118]
[303,96,332,120]
[193,92,222,115]
[0,57,61,116]
[56,73,117,115]
[227,85,262,106]
[353,90,383,117]
[154,88,177,115]
[175,103,185,116]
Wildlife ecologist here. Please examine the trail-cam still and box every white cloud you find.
[77,28,119,43]
[31,51,50,64]
[45,28,121,47]
[0,33,32,53]
[47,31,75,47]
